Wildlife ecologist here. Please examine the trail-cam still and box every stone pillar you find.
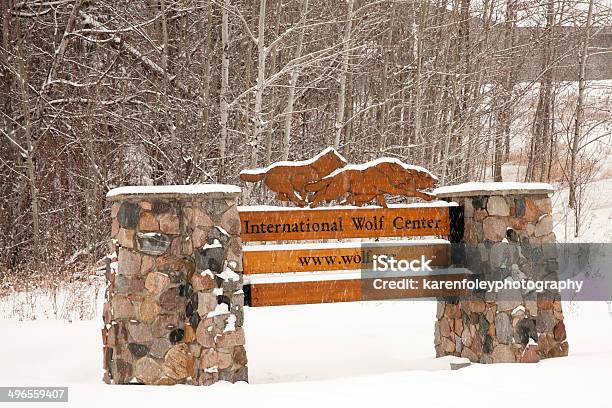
[102,185,247,385]
[433,183,568,363]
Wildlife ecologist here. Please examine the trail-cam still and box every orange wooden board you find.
[247,273,471,307]
[239,205,450,242]
[243,242,451,274]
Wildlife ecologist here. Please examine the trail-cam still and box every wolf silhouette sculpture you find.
[239,147,347,207]
[305,158,438,207]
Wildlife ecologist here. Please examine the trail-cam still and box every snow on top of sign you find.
[433,182,554,196]
[243,239,450,252]
[239,146,347,176]
[323,157,438,180]
[106,184,241,198]
[238,201,457,212]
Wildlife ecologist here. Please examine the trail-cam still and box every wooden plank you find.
[243,241,451,274]
[246,273,471,307]
[239,205,450,242]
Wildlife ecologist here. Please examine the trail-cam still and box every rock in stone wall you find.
[434,193,568,364]
[103,190,247,385]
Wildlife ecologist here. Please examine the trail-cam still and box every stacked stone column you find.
[434,185,568,363]
[102,186,247,385]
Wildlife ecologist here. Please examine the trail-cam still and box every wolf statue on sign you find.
[239,147,348,207]
[305,158,438,208]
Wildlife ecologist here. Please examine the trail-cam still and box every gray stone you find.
[134,356,162,384]
[514,197,526,217]
[195,246,225,273]
[545,258,559,273]
[128,343,149,358]
[490,242,511,268]
[450,361,471,370]
[208,226,231,247]
[496,289,524,311]
[198,371,219,386]
[506,228,519,242]
[197,292,217,316]
[150,337,172,359]
[221,278,241,294]
[543,243,559,259]
[478,314,490,337]
[203,199,230,217]
[455,335,463,353]
[115,275,131,294]
[220,205,241,235]
[113,359,133,383]
[233,366,248,383]
[151,200,175,215]
[472,196,487,209]
[491,344,516,363]
[536,309,556,333]
[117,201,140,228]
[461,327,473,347]
[510,264,527,282]
[461,347,478,362]
[112,295,136,320]
[128,321,153,343]
[483,334,494,354]
[436,301,445,319]
[118,249,140,276]
[526,223,536,236]
[495,313,513,344]
[218,368,233,382]
[534,214,553,237]
[169,328,185,344]
[515,318,537,345]
[477,243,489,261]
[137,232,171,256]
[487,196,510,216]
[464,198,474,218]
[480,355,493,364]
[475,222,484,242]
[525,299,538,317]
[232,304,244,327]
[117,227,135,249]
[232,292,245,308]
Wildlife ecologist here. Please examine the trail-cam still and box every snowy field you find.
[0,300,611,407]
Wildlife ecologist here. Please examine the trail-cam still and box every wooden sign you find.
[243,240,451,274]
[239,147,347,207]
[239,148,438,208]
[306,158,438,207]
[245,272,472,307]
[239,205,451,242]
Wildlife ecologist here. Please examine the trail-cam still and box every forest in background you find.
[1,0,611,277]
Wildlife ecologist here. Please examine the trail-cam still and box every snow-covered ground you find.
[0,300,610,407]
[1,163,611,407]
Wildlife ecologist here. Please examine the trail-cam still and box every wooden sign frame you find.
[243,240,451,274]
[239,204,454,242]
